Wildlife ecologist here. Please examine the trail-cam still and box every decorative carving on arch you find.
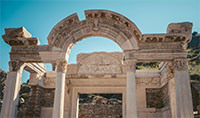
[47,10,142,51]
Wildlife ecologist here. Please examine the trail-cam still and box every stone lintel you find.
[9,51,66,63]
[9,44,66,65]
[10,45,65,63]
[40,74,162,88]
[65,71,160,79]
[11,45,54,53]
[39,68,162,88]
[125,50,187,61]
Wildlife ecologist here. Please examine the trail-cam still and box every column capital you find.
[173,58,188,71]
[9,61,24,72]
[125,59,137,72]
[56,60,67,73]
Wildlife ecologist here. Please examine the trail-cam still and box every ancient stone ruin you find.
[0,10,194,118]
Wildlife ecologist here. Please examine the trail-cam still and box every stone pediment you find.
[77,52,123,74]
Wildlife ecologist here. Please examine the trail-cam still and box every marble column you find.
[52,61,67,118]
[0,61,24,118]
[171,58,194,118]
[125,60,138,118]
[64,79,71,118]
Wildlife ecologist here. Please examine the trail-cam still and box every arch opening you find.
[68,36,122,64]
[47,10,142,61]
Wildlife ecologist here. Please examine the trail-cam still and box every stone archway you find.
[47,10,142,118]
[47,10,142,56]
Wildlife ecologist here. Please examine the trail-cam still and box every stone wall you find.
[146,83,169,108]
[40,88,55,107]
[17,86,55,118]
[79,104,122,118]
[78,94,122,118]
[18,86,42,118]
[138,106,171,118]
[191,81,200,114]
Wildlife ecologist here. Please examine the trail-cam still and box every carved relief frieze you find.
[78,53,122,74]
[85,11,137,40]
[141,34,186,43]
[48,14,79,45]
[86,12,128,30]
[5,37,39,46]
[78,53,121,65]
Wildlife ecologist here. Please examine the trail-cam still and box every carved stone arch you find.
[47,10,142,55]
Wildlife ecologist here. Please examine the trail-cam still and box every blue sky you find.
[0,0,199,82]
